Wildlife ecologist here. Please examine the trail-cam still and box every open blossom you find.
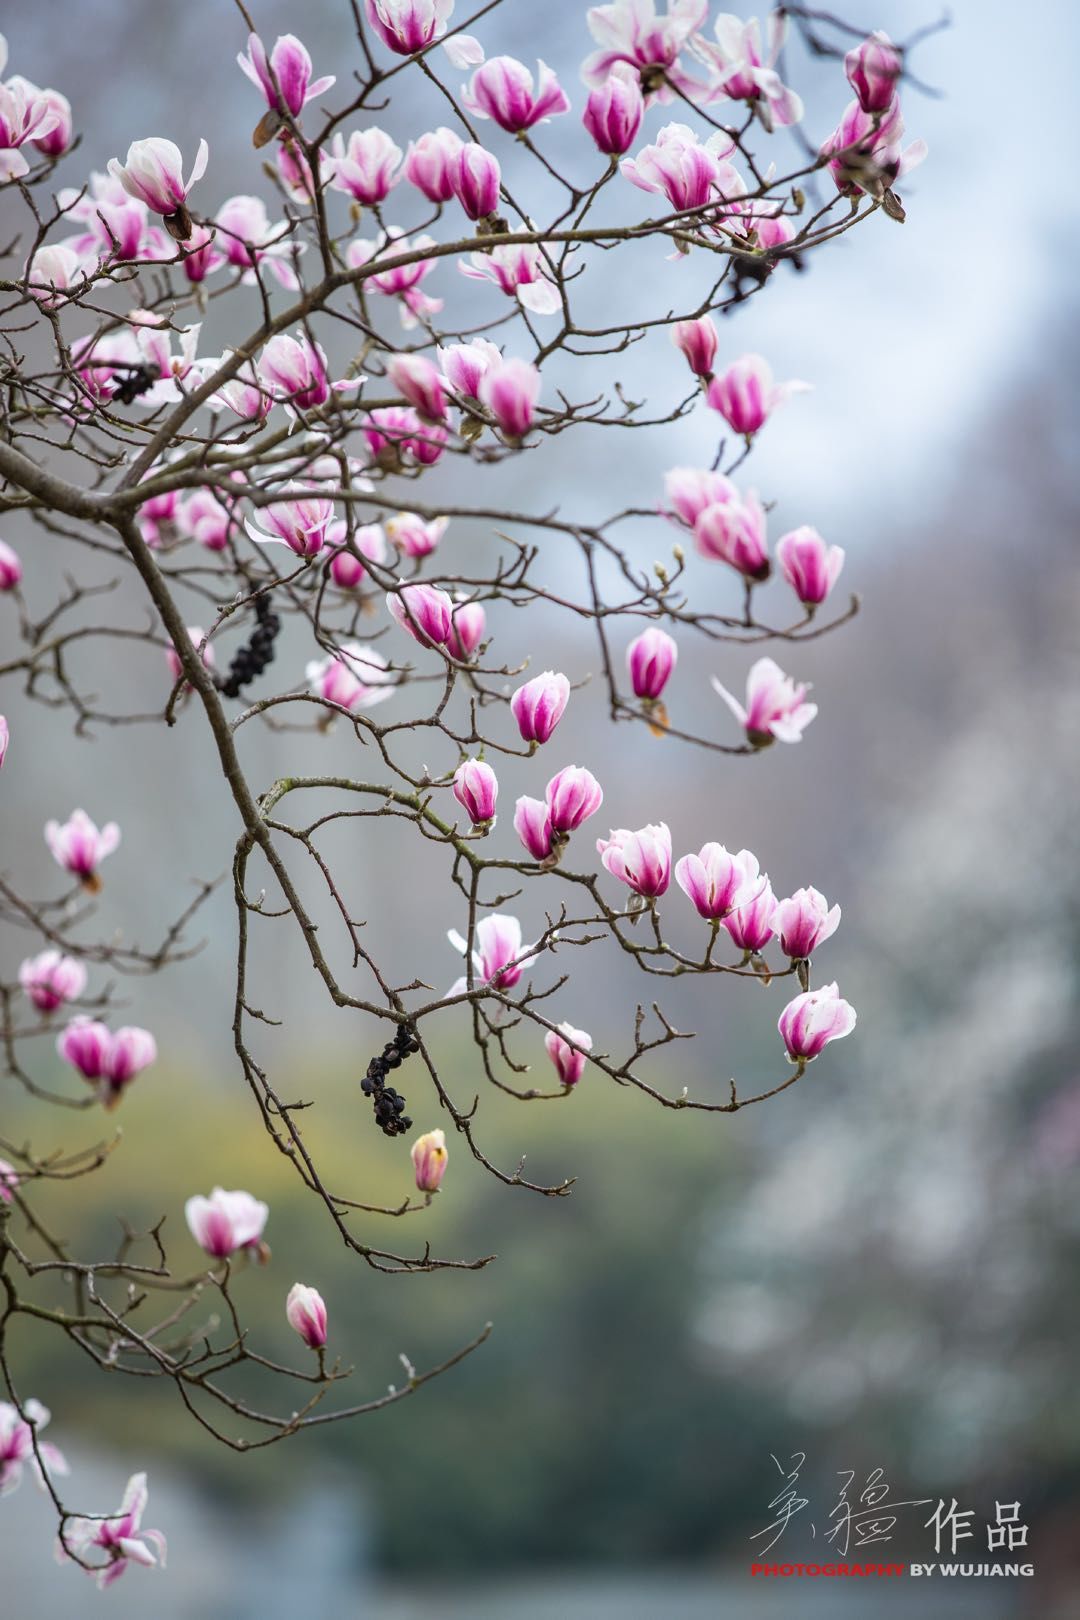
[447,598,486,661]
[723,877,777,953]
[0,73,62,181]
[260,332,336,412]
[211,352,272,423]
[365,405,447,466]
[778,982,856,1062]
[45,808,120,889]
[463,56,569,132]
[386,511,448,558]
[478,355,541,439]
[57,170,161,264]
[583,62,644,155]
[179,488,233,551]
[775,886,840,959]
[663,466,736,528]
[213,194,300,288]
[597,823,672,898]
[692,11,803,129]
[705,354,809,438]
[545,1022,592,1087]
[19,951,87,1013]
[0,1400,68,1497]
[108,137,208,239]
[821,98,927,200]
[459,240,561,315]
[307,642,394,712]
[58,1019,157,1107]
[386,580,453,646]
[330,126,403,204]
[845,31,902,114]
[411,1128,448,1192]
[675,844,763,921]
[185,1188,269,1259]
[237,32,335,118]
[453,759,498,825]
[622,123,733,210]
[330,525,387,587]
[131,318,204,406]
[711,656,816,746]
[365,0,454,56]
[511,671,570,744]
[546,765,603,835]
[387,353,447,421]
[60,1472,165,1590]
[349,229,444,327]
[29,85,72,155]
[695,490,769,580]
[404,126,463,200]
[628,627,677,700]
[672,314,718,378]
[439,338,501,398]
[776,526,845,607]
[514,796,555,861]
[0,537,22,590]
[0,1159,17,1205]
[582,0,708,100]
[447,913,536,992]
[245,488,339,557]
[451,141,501,220]
[24,244,84,308]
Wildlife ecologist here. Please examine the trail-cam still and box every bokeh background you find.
[2,1,1079,1615]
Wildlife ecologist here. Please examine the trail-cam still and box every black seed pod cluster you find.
[360,1022,420,1137]
[216,593,281,699]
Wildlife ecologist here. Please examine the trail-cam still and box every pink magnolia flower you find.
[0,1399,68,1497]
[286,1282,328,1348]
[330,127,403,204]
[211,352,273,423]
[259,332,335,412]
[627,627,677,700]
[0,1159,17,1205]
[545,1022,592,1088]
[845,31,902,115]
[459,241,561,315]
[108,137,208,240]
[583,62,644,155]
[24,244,85,308]
[448,913,536,992]
[672,314,718,377]
[723,876,777,953]
[778,982,856,1062]
[13,80,72,157]
[58,1019,157,1107]
[404,126,463,200]
[185,1187,269,1259]
[453,759,498,826]
[663,466,736,528]
[45,808,120,889]
[451,141,501,221]
[60,1472,165,1590]
[776,526,845,607]
[245,488,338,557]
[0,537,22,590]
[329,525,387,587]
[179,488,233,552]
[411,1128,448,1192]
[463,56,570,132]
[364,0,454,56]
[510,670,570,744]
[775,886,841,960]
[438,337,502,398]
[214,194,301,288]
[348,230,444,329]
[69,330,143,412]
[19,951,87,1013]
[306,642,394,712]
[478,355,541,439]
[692,11,804,130]
[387,353,447,421]
[386,511,448,558]
[0,71,62,180]
[447,598,486,661]
[694,490,769,580]
[514,795,555,861]
[364,405,447,466]
[711,656,817,746]
[57,170,160,264]
[705,353,809,438]
[582,0,708,100]
[386,580,454,646]
[621,123,733,210]
[597,823,672,897]
[276,137,327,204]
[546,765,603,834]
[237,32,335,118]
[131,318,205,407]
[675,844,763,920]
[821,98,927,200]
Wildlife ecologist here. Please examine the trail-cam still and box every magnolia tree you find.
[0,0,927,1589]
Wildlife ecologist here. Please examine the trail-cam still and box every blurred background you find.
[2,0,1079,1614]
